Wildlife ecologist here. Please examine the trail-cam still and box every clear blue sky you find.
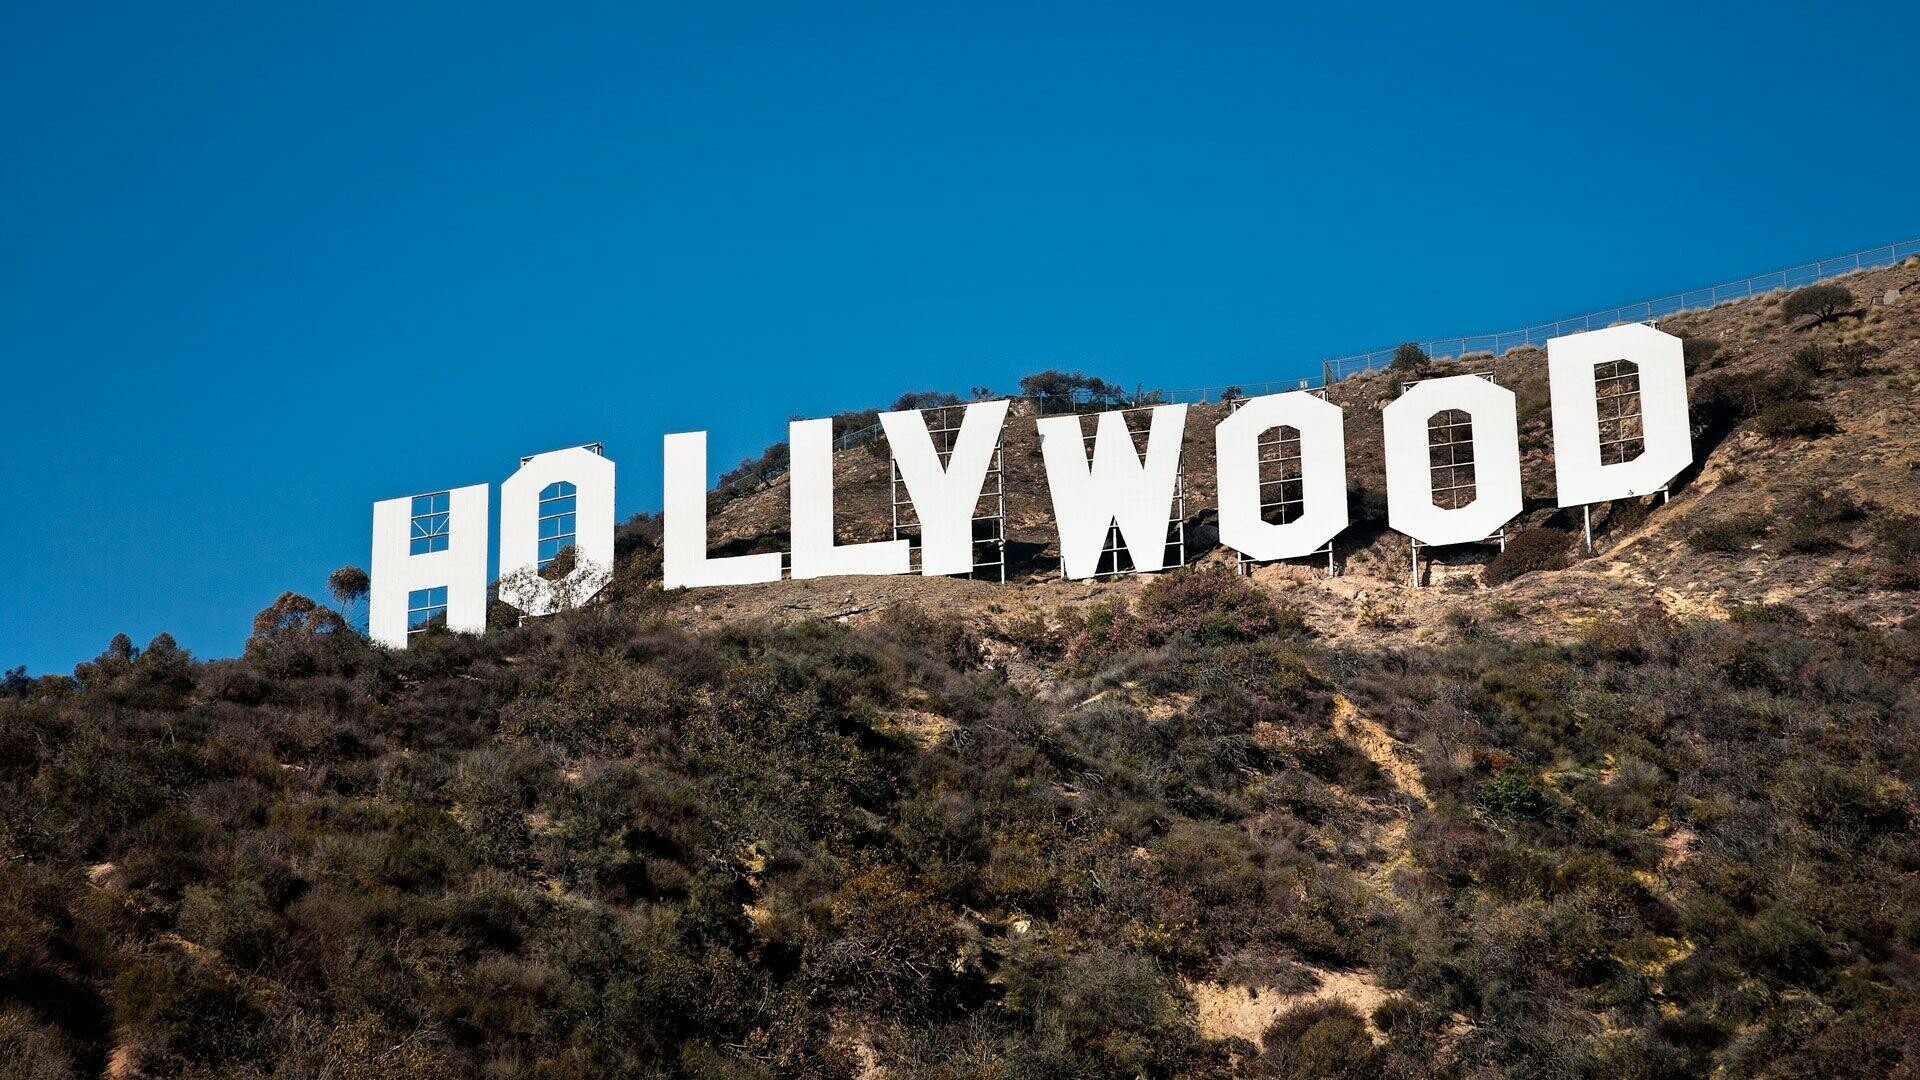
[3,3,1916,673]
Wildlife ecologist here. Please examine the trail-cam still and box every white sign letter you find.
[1215,392,1348,561]
[1037,404,1188,580]
[370,483,489,648]
[1384,375,1522,547]
[663,431,784,589]
[498,445,615,616]
[1548,324,1692,507]
[879,400,1010,576]
[789,417,911,580]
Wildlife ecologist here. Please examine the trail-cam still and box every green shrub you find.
[1690,368,1810,433]
[1390,342,1428,373]
[1474,768,1549,818]
[1018,370,1125,413]
[1260,1000,1382,1078]
[890,390,963,413]
[1732,904,1832,985]
[0,1010,77,1078]
[1778,520,1844,554]
[1833,338,1878,375]
[1750,401,1837,438]
[1782,284,1855,325]
[1778,485,1864,525]
[1728,602,1805,626]
[113,955,270,1068]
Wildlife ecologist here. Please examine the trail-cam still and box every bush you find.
[1832,339,1878,375]
[326,566,369,608]
[1778,485,1863,526]
[1474,768,1549,818]
[1728,602,1805,626]
[1685,514,1769,554]
[1683,337,1723,371]
[1791,342,1830,376]
[714,441,790,504]
[1018,370,1125,413]
[1390,342,1428,373]
[1750,401,1837,438]
[1781,284,1855,325]
[1485,528,1573,586]
[1078,567,1303,657]
[1348,484,1389,525]
[1260,1000,1382,1078]
[1873,512,1920,562]
[1690,369,1810,433]
[890,390,963,413]
[1778,520,1845,554]
[1775,486,1863,553]
[1791,339,1877,378]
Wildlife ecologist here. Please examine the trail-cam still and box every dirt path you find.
[1330,694,1429,806]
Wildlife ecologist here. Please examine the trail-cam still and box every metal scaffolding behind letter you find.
[890,405,1008,582]
[1063,405,1185,578]
[1228,393,1336,578]
[1406,370,1506,586]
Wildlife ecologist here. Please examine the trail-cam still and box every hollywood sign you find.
[368,324,1690,647]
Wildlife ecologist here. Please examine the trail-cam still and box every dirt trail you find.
[1330,694,1429,807]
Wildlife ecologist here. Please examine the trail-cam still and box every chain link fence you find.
[712,235,1919,500]
[1315,237,1920,385]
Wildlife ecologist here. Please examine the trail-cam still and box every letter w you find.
[1036,404,1187,580]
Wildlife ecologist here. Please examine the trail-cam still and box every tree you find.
[249,592,346,639]
[328,566,371,634]
[327,566,369,607]
[1390,342,1428,373]
[890,390,963,413]
[1782,284,1855,326]
[245,593,350,676]
[1017,370,1125,414]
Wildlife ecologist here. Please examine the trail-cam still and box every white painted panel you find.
[662,431,784,589]
[789,417,911,579]
[369,482,489,648]
[1215,391,1348,561]
[880,400,1010,576]
[1037,404,1187,580]
[498,445,615,616]
[1384,374,1522,547]
[1548,324,1693,507]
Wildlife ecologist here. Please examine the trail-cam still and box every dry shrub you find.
[1751,401,1837,438]
[1485,528,1572,586]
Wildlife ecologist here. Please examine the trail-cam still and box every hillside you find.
[3,265,1920,1078]
[689,260,1920,642]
